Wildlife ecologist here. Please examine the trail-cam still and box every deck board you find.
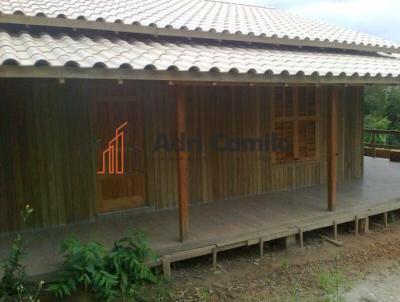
[0,157,399,276]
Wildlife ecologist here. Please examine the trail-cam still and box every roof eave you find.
[1,14,399,54]
[1,66,399,85]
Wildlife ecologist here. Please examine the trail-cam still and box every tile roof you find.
[1,0,399,51]
[2,30,400,79]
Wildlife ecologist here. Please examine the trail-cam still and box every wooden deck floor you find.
[1,157,400,276]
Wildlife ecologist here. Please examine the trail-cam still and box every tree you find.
[364,86,400,145]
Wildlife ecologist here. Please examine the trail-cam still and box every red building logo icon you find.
[97,122,128,175]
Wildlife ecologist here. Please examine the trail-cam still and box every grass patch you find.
[316,257,350,302]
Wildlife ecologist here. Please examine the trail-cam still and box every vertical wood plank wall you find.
[0,80,363,232]
[0,79,95,232]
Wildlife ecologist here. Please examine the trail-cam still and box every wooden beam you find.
[162,256,171,279]
[384,212,389,228]
[372,132,377,158]
[333,220,338,241]
[327,86,339,211]
[298,227,304,249]
[321,235,343,247]
[365,216,369,233]
[293,87,300,160]
[1,66,399,85]
[176,85,189,241]
[212,246,218,269]
[355,216,359,236]
[259,238,265,258]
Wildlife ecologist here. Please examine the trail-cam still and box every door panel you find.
[94,98,146,213]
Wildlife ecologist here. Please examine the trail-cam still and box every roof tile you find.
[1,0,398,50]
[1,30,400,78]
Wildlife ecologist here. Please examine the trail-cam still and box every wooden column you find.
[176,85,189,241]
[327,86,339,211]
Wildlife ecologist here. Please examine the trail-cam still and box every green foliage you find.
[316,257,348,302]
[0,232,27,300]
[47,232,157,301]
[281,259,290,271]
[288,283,301,302]
[387,87,400,128]
[364,86,390,118]
[0,205,44,302]
[196,287,211,302]
[364,86,400,146]
[364,115,390,130]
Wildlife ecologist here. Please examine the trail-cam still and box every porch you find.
[1,157,399,277]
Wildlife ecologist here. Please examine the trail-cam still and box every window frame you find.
[271,86,319,165]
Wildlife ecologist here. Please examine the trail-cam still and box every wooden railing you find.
[364,129,400,158]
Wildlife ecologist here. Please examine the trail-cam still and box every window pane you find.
[274,87,295,118]
[274,121,294,163]
[285,87,294,117]
[298,120,316,158]
[298,87,316,117]
[274,87,284,118]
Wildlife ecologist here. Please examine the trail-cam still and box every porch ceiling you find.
[2,30,400,84]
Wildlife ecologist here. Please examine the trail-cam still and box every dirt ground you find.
[148,216,400,302]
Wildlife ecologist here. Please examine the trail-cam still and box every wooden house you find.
[1,0,400,276]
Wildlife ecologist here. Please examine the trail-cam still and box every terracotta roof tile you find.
[0,0,398,50]
[2,30,400,78]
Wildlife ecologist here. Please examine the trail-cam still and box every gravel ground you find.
[344,269,400,302]
[146,217,400,302]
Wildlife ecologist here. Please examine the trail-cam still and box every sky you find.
[225,0,400,42]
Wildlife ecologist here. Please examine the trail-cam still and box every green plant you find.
[197,287,211,302]
[48,232,157,301]
[0,204,44,302]
[364,86,400,147]
[135,279,173,302]
[287,283,301,302]
[316,257,348,302]
[281,259,290,271]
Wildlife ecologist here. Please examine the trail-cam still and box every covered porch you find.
[1,157,399,277]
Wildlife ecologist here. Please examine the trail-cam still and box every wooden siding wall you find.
[0,79,96,232]
[183,85,363,205]
[0,80,363,232]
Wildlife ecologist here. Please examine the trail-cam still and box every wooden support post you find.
[365,216,369,233]
[212,246,218,269]
[259,238,264,258]
[333,220,338,241]
[298,228,304,249]
[284,235,297,250]
[384,212,388,228]
[162,256,171,279]
[355,216,359,236]
[372,132,377,158]
[176,86,189,241]
[327,86,339,211]
[359,216,369,233]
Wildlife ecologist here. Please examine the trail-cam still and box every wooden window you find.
[273,86,317,164]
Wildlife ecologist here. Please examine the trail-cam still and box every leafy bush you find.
[0,205,44,302]
[48,232,157,301]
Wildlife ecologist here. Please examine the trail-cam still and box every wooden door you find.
[94,97,146,213]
